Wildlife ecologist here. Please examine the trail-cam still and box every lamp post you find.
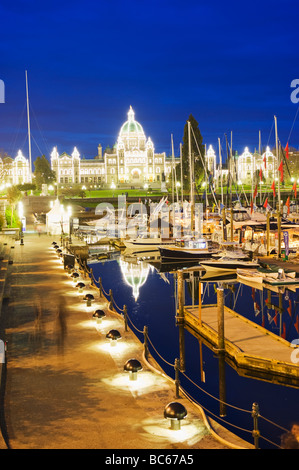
[18,201,24,245]
[67,205,72,244]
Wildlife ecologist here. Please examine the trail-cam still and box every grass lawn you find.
[84,189,165,198]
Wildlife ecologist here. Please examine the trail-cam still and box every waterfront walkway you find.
[0,231,252,450]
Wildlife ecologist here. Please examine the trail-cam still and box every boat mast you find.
[218,138,223,206]
[171,134,178,203]
[259,130,262,206]
[274,116,281,213]
[25,70,32,182]
[180,142,183,205]
[171,134,175,205]
[188,121,194,232]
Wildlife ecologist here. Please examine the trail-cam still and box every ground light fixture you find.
[124,358,142,381]
[83,293,94,306]
[65,264,73,273]
[106,329,121,347]
[164,402,187,430]
[92,309,106,323]
[71,272,80,282]
[76,282,85,293]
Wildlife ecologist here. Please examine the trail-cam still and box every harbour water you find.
[88,250,299,449]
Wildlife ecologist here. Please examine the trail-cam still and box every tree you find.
[17,183,36,192]
[175,114,205,192]
[33,155,56,190]
[6,185,22,226]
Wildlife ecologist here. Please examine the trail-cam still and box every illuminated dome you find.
[119,106,145,138]
[118,106,147,152]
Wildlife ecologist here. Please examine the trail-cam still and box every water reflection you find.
[89,250,299,448]
[119,258,154,301]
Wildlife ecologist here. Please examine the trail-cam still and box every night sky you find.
[0,0,298,168]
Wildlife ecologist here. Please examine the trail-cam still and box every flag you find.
[293,181,297,198]
[263,197,269,209]
[253,184,258,199]
[271,180,276,197]
[286,196,290,215]
[278,160,284,182]
[287,299,292,317]
[285,142,289,160]
[282,323,286,339]
[263,153,266,169]
[259,167,263,181]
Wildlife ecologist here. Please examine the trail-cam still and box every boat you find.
[211,241,249,259]
[237,273,297,294]
[237,267,297,286]
[237,269,265,284]
[158,238,220,261]
[123,235,175,253]
[200,257,260,273]
[263,269,299,286]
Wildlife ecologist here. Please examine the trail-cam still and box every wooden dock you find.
[183,303,299,386]
[258,256,299,273]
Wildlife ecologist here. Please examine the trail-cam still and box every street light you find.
[67,205,72,243]
[18,201,24,245]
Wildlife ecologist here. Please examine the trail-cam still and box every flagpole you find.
[188,121,194,232]
[259,131,262,206]
[274,115,281,213]
[274,115,282,258]
[171,134,175,206]
[180,143,183,205]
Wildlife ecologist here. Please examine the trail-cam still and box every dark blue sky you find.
[0,0,298,167]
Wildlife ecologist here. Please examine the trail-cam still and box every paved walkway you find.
[0,231,252,450]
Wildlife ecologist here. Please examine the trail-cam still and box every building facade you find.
[50,106,173,188]
[0,150,31,187]
[206,145,279,187]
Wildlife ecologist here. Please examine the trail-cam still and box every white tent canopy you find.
[46,199,70,235]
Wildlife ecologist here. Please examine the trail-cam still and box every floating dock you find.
[183,302,299,386]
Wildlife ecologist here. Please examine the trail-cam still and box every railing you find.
[74,257,289,449]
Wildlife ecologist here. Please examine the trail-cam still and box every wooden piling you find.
[217,287,225,352]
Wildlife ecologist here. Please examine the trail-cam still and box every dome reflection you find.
[119,259,153,301]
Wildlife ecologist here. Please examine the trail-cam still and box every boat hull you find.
[124,239,175,253]
[159,246,219,261]
[200,260,260,272]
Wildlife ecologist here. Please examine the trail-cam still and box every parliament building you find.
[50,106,173,188]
